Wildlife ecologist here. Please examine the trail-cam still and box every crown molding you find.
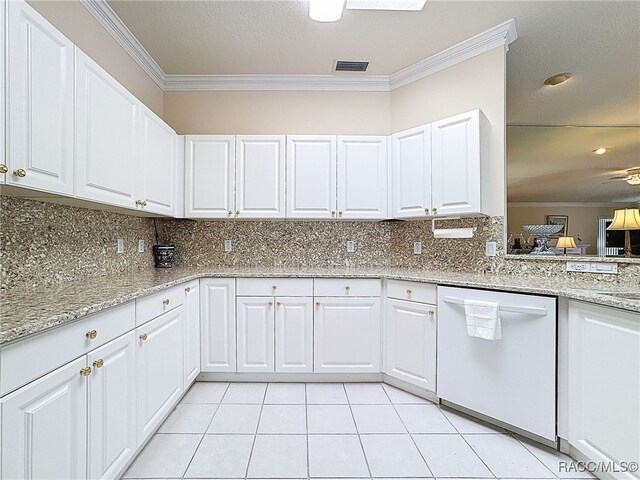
[389,18,517,90]
[80,1,517,92]
[80,0,166,88]
[508,202,628,208]
[163,74,391,92]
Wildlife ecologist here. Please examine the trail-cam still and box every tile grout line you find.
[345,383,374,479]
[382,383,434,478]
[436,404,498,480]
[243,383,268,480]
[181,382,231,479]
[305,383,310,479]
[513,434,563,479]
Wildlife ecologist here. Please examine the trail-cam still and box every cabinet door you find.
[184,281,201,385]
[391,125,431,218]
[568,301,640,473]
[431,110,481,216]
[237,297,275,372]
[1,357,87,480]
[200,278,236,372]
[275,297,313,373]
[7,0,74,195]
[286,135,337,219]
[184,135,235,218]
[87,332,136,480]
[337,136,387,219]
[75,48,140,209]
[136,307,184,444]
[236,135,285,219]
[314,297,381,373]
[139,105,176,216]
[385,299,436,391]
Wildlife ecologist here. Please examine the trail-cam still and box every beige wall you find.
[27,0,164,116]
[163,90,391,135]
[390,47,507,217]
[507,205,616,255]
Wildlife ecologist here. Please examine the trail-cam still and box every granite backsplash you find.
[1,197,638,292]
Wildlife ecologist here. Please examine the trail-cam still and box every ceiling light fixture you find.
[592,147,608,155]
[543,72,572,86]
[309,0,345,22]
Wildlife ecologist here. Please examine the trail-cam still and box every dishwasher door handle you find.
[441,296,547,316]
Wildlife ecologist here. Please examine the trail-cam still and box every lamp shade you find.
[556,236,577,249]
[607,208,640,230]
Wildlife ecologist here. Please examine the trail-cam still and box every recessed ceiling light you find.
[544,72,572,86]
[592,147,608,155]
[309,0,345,22]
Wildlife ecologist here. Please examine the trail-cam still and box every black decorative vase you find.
[153,244,175,268]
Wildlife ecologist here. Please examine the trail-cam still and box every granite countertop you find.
[1,266,639,346]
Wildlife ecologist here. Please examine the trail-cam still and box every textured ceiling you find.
[507,126,640,204]
[107,0,640,126]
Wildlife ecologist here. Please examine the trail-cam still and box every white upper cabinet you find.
[236,135,285,219]
[431,109,483,216]
[337,136,388,219]
[75,48,140,210]
[7,0,74,195]
[185,135,235,218]
[139,105,177,216]
[391,124,431,218]
[286,135,337,219]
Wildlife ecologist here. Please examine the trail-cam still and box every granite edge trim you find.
[2,270,639,346]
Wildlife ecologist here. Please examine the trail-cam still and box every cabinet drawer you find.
[314,278,380,297]
[387,280,436,304]
[0,302,135,396]
[236,278,313,297]
[136,284,185,326]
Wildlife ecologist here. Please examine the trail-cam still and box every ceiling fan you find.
[606,168,640,185]
[310,0,427,22]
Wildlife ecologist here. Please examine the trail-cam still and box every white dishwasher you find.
[437,286,557,441]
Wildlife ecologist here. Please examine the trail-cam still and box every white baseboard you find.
[381,374,438,403]
[197,372,383,383]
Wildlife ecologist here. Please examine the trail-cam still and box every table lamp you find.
[607,208,640,257]
[556,236,576,255]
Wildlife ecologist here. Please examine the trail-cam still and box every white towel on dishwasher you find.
[464,299,502,340]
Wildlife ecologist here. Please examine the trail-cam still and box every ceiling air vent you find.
[334,60,369,72]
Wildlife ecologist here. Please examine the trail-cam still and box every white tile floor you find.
[123,382,592,480]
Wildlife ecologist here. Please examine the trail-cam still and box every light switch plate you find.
[117,239,124,254]
[224,240,232,253]
[566,261,590,272]
[346,240,355,253]
[413,241,422,255]
[138,240,145,253]
[485,241,497,257]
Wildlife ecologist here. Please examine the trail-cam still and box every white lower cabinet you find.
[136,307,184,444]
[200,278,236,372]
[237,297,275,372]
[314,297,381,373]
[87,332,136,480]
[183,281,201,385]
[384,298,436,391]
[275,297,313,373]
[567,301,639,478]
[1,356,88,480]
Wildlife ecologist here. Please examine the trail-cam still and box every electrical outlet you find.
[346,240,355,253]
[413,241,422,255]
[485,241,497,257]
[117,239,124,254]
[224,239,233,252]
[138,240,145,253]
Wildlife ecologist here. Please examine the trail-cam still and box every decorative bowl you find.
[522,224,564,236]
